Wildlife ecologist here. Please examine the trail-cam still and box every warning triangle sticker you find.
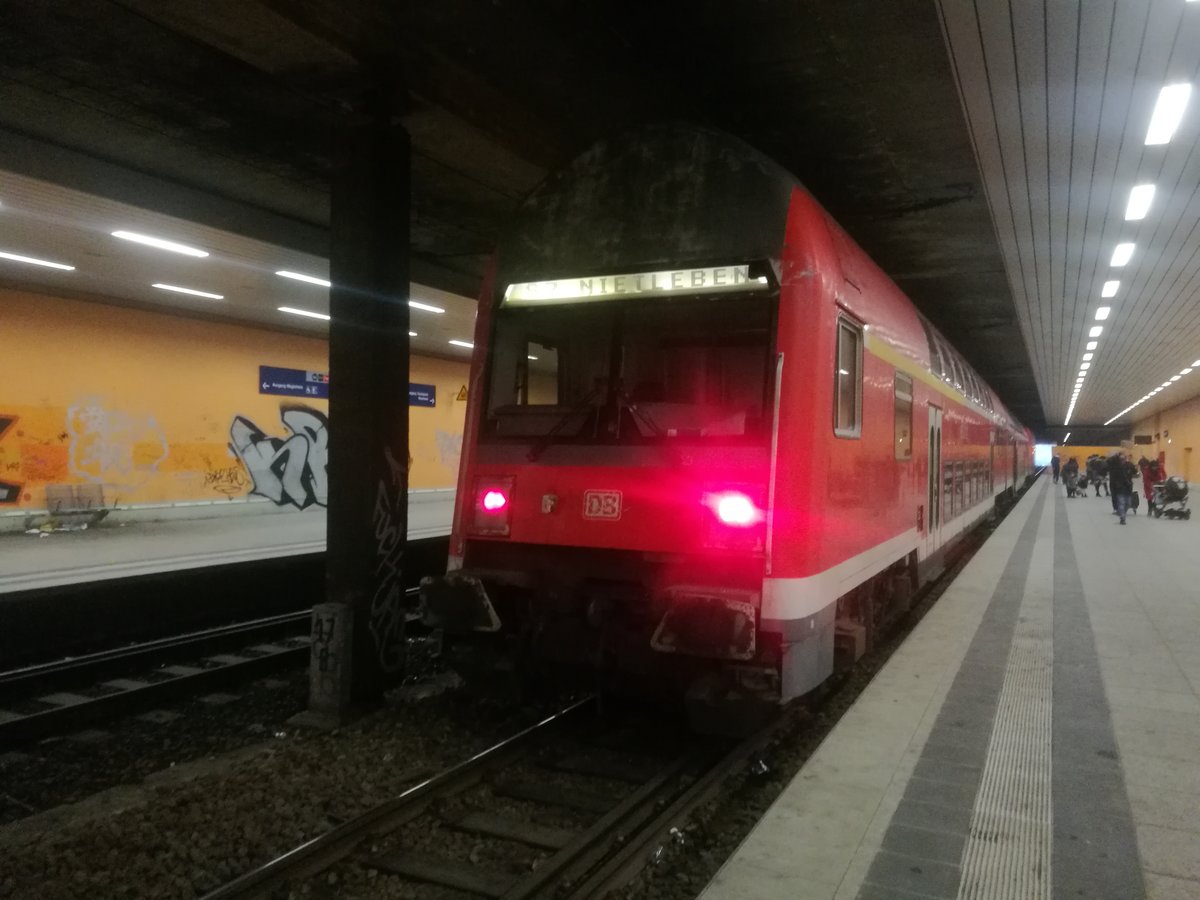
[456,385,468,401]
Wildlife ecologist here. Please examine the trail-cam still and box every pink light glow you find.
[715,492,757,526]
[481,489,508,512]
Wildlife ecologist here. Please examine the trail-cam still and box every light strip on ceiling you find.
[1110,243,1135,266]
[152,283,224,300]
[1125,184,1155,220]
[1104,362,1199,424]
[278,306,329,321]
[449,339,474,349]
[1145,83,1192,145]
[276,270,331,287]
[1096,306,1111,320]
[409,300,445,313]
[0,250,75,270]
[112,230,208,258]
[1089,326,1103,337]
[1101,281,1119,298]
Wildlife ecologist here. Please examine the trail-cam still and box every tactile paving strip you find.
[957,545,1053,899]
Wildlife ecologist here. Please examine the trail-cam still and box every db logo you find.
[583,490,622,520]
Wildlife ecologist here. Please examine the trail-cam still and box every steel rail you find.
[199,696,597,900]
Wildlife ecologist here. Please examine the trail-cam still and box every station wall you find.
[0,288,470,518]
[1134,396,1200,483]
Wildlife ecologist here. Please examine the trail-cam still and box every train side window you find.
[522,340,559,405]
[834,317,863,438]
[894,372,913,460]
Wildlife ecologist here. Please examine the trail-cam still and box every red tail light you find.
[471,477,514,536]
[715,492,757,526]
[703,489,765,551]
[706,491,761,527]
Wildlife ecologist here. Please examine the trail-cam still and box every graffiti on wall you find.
[435,430,463,471]
[66,399,168,487]
[0,414,21,504]
[370,446,408,673]
[229,405,329,509]
[203,465,251,497]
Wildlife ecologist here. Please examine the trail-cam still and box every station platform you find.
[0,488,454,594]
[702,475,1199,899]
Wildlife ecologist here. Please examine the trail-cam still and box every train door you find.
[925,405,943,556]
[1011,440,1018,485]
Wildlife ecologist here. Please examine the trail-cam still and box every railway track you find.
[199,695,796,900]
[0,589,418,746]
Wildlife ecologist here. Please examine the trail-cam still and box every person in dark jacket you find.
[1052,455,1061,483]
[1109,451,1135,524]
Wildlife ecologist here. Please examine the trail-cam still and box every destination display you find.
[503,264,770,306]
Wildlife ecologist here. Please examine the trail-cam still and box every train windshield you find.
[484,293,776,444]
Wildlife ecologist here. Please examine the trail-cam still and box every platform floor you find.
[0,489,453,593]
[701,475,1199,899]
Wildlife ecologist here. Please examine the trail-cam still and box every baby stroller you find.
[1064,469,1080,498]
[1151,476,1191,520]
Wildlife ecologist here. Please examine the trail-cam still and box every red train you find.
[422,126,1032,726]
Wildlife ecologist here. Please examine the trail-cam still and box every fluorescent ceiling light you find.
[1110,243,1135,266]
[112,230,208,258]
[409,331,417,337]
[1090,326,1103,337]
[1082,353,1094,361]
[1171,375,1182,381]
[1096,306,1111,320]
[449,339,474,349]
[1193,360,1200,367]
[0,249,75,271]
[278,306,329,321]
[410,300,445,313]
[1086,341,1098,350]
[1125,184,1155,220]
[1101,281,1119,298]
[528,355,539,360]
[1182,368,1194,375]
[1080,362,1091,370]
[276,270,331,287]
[152,283,223,300]
[1163,381,1173,387]
[1145,83,1192,145]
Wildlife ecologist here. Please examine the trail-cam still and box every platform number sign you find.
[583,490,622,520]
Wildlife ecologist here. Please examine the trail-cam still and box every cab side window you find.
[835,317,863,438]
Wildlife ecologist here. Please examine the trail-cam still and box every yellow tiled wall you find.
[1134,395,1200,482]
[0,288,470,510]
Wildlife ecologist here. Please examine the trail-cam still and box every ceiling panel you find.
[0,169,478,360]
[939,0,1200,430]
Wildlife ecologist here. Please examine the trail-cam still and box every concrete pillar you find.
[306,102,410,722]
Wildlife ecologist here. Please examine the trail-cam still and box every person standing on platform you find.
[1109,451,1134,524]
[1052,454,1061,483]
[1140,457,1160,516]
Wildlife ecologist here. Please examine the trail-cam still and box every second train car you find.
[422,125,1032,726]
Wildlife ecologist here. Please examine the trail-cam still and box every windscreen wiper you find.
[527,388,602,461]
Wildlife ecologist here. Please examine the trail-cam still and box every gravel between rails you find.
[0,667,572,900]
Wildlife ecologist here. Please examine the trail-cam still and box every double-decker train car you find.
[422,125,1032,726]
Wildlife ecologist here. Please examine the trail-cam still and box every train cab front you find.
[419,263,781,724]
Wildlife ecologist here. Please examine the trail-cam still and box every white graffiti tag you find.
[229,406,329,509]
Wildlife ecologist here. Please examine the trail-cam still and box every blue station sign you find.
[259,365,329,398]
[259,366,437,407]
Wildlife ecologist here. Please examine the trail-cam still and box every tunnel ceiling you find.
[0,1,1049,431]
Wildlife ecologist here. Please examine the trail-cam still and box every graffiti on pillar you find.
[66,399,168,487]
[370,446,408,673]
[228,405,329,509]
[0,414,21,504]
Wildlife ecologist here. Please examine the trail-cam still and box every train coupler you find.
[419,572,502,633]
